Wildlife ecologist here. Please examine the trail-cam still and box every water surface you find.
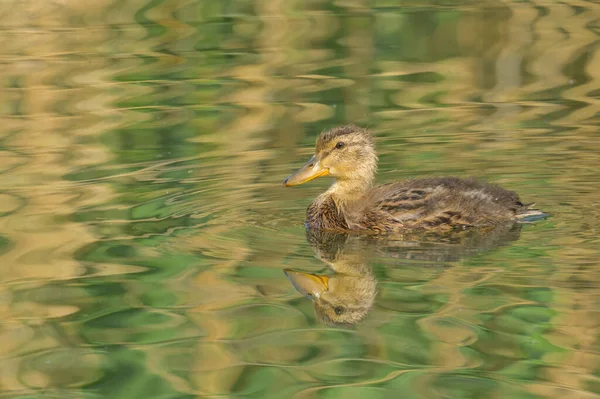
[1,0,599,398]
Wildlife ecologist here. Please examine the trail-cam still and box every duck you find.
[283,124,545,233]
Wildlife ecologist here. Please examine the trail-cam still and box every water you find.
[1,0,599,397]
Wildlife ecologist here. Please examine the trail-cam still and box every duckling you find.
[284,233,376,327]
[283,124,545,233]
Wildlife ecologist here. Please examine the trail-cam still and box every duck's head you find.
[283,125,377,191]
[284,267,376,327]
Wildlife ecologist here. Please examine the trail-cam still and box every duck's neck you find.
[326,176,373,204]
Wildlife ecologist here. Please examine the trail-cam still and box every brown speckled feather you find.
[358,177,533,232]
[307,177,541,233]
[307,195,348,230]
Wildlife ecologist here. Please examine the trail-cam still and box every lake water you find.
[1,0,599,398]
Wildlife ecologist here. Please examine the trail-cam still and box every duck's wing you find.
[365,177,537,230]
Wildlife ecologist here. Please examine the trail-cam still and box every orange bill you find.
[283,156,329,186]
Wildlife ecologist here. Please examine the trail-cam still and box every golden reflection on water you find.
[0,0,599,397]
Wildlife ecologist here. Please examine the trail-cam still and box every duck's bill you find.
[283,156,329,186]
[284,269,329,299]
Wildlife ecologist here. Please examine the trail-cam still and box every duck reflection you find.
[285,231,377,327]
[285,224,523,327]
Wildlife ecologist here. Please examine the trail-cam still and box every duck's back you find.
[358,177,540,232]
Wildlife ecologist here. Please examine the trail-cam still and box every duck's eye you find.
[335,142,344,149]
[334,306,344,315]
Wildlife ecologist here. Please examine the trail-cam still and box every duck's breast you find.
[306,196,349,231]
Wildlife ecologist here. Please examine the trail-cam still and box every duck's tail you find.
[516,202,549,222]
